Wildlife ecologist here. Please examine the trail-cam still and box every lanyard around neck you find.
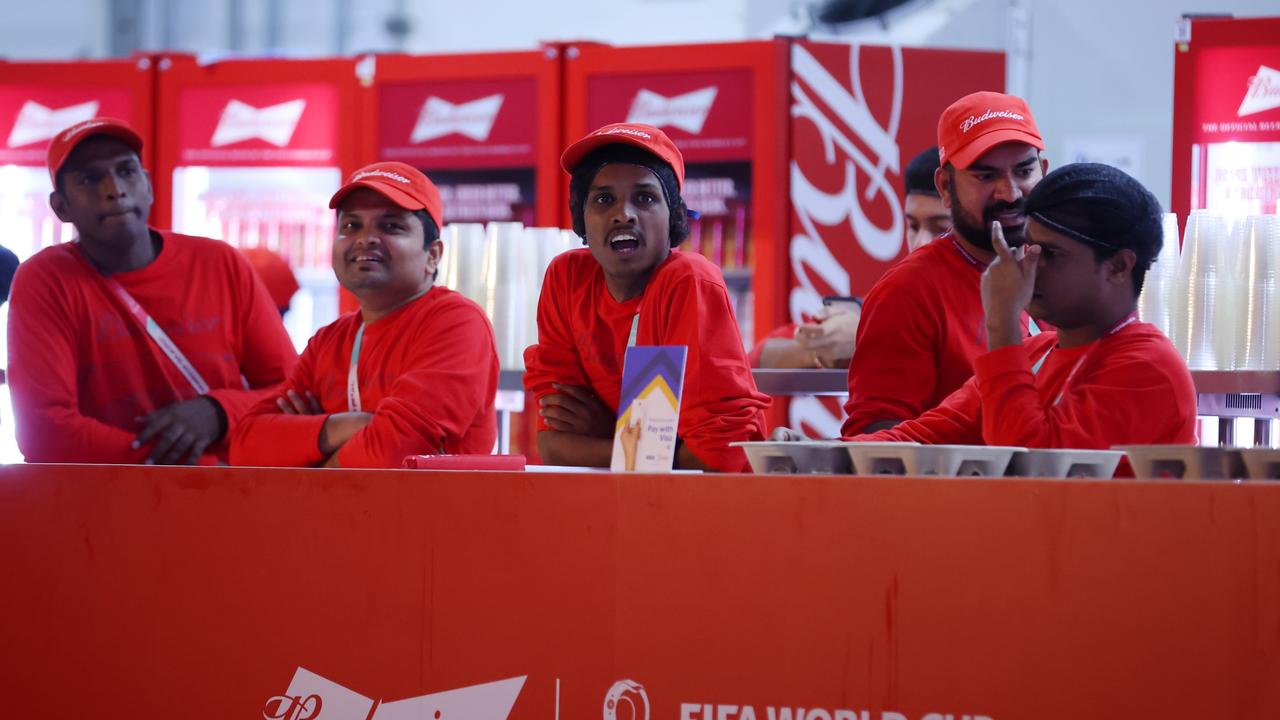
[347,323,366,412]
[1042,311,1140,406]
[79,246,210,397]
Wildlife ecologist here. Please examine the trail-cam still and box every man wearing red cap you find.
[231,162,499,468]
[7,118,297,464]
[840,92,1048,436]
[523,123,769,471]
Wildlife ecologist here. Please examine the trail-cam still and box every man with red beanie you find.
[841,92,1047,436]
[524,123,769,471]
[7,117,297,464]
[231,162,499,468]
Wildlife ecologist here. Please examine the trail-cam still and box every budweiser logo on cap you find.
[600,126,652,140]
[353,169,411,184]
[960,109,1026,133]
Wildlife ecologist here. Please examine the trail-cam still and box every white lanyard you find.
[627,313,640,348]
[81,248,210,397]
[347,323,366,412]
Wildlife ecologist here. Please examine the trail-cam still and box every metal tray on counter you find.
[844,442,1020,477]
[1005,449,1125,479]
[1116,445,1247,481]
[733,441,853,475]
[1239,448,1280,480]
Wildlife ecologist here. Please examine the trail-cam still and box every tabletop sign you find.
[611,345,688,472]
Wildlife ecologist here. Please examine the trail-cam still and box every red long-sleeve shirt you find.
[523,248,769,472]
[7,230,298,463]
[231,285,498,468]
[842,232,1031,436]
[851,323,1197,449]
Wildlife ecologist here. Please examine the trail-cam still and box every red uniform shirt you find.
[842,232,1031,436]
[231,285,498,468]
[851,322,1197,449]
[524,248,769,472]
[7,230,298,463]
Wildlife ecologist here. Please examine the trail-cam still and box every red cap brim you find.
[329,180,441,228]
[947,127,1045,170]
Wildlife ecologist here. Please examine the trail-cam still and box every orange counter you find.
[1,464,1277,719]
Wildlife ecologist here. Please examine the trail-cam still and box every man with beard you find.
[847,163,1196,452]
[841,92,1047,436]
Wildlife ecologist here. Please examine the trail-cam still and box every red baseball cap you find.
[46,117,144,187]
[560,123,686,189]
[329,161,444,229]
[240,247,299,313]
[936,91,1044,170]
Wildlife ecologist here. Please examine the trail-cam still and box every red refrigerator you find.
[361,48,563,227]
[0,58,155,263]
[152,54,364,348]
[1172,15,1280,222]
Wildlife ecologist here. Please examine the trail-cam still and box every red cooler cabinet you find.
[152,54,364,346]
[0,57,155,263]
[361,48,563,227]
[1171,15,1280,225]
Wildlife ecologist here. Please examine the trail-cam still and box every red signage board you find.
[1188,46,1280,143]
[0,87,135,166]
[175,83,339,167]
[586,69,754,163]
[378,78,538,168]
[1,464,1277,719]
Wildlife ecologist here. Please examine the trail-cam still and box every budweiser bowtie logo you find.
[625,87,718,134]
[6,100,101,147]
[411,94,505,143]
[211,98,306,147]
[1238,65,1280,117]
[265,667,527,720]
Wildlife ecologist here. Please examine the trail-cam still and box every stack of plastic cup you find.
[1179,210,1229,369]
[1211,217,1250,369]
[440,223,487,303]
[1240,214,1280,369]
[1138,213,1182,342]
[486,222,533,369]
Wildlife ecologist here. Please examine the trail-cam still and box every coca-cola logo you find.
[1238,65,1280,117]
[788,42,904,323]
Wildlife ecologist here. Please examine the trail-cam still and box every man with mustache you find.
[231,162,499,467]
[7,117,297,464]
[841,92,1047,436]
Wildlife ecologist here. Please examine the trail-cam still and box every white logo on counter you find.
[7,100,101,147]
[681,703,993,720]
[411,94,505,143]
[266,667,526,720]
[604,679,650,720]
[1238,65,1280,117]
[626,86,718,134]
[211,98,306,147]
